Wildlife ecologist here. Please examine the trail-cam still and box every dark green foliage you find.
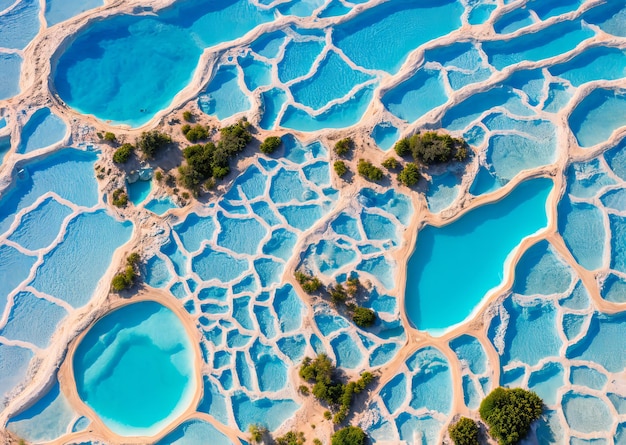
[334,160,348,177]
[111,188,128,207]
[357,159,383,181]
[299,385,310,395]
[330,283,348,305]
[104,132,116,142]
[259,136,282,154]
[155,171,163,182]
[394,138,411,156]
[398,163,420,187]
[137,130,172,158]
[275,431,306,445]
[479,387,543,445]
[300,355,375,424]
[113,143,134,164]
[352,307,376,327]
[331,426,366,445]
[182,110,193,122]
[382,157,399,169]
[248,424,267,444]
[111,253,140,292]
[295,270,322,294]
[449,417,480,445]
[314,439,322,445]
[334,138,353,157]
[346,277,359,296]
[182,124,209,142]
[398,131,469,165]
[177,121,252,190]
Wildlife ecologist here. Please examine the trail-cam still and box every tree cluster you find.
[178,120,252,193]
[331,426,367,445]
[113,143,134,164]
[275,431,306,445]
[137,130,172,158]
[111,188,128,207]
[111,253,141,292]
[299,354,375,424]
[394,131,468,165]
[479,387,543,445]
[182,124,209,143]
[259,136,282,154]
[397,162,420,187]
[328,278,376,328]
[448,417,480,445]
[295,270,322,294]
[334,160,348,177]
[357,159,383,182]
[334,137,353,157]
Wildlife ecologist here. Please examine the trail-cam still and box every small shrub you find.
[330,283,348,306]
[382,157,399,169]
[276,431,306,445]
[182,110,193,122]
[295,270,322,294]
[96,132,104,139]
[299,385,310,396]
[249,424,267,444]
[352,306,376,328]
[137,130,171,158]
[323,411,332,420]
[334,138,353,157]
[104,132,116,142]
[357,159,383,181]
[331,426,366,445]
[449,417,480,445]
[111,188,128,207]
[112,143,134,164]
[183,124,209,143]
[259,136,282,154]
[334,160,348,177]
[394,138,411,156]
[314,439,322,445]
[346,276,359,296]
[398,163,420,187]
[155,171,163,182]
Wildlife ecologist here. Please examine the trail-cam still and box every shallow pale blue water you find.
[156,419,232,445]
[73,301,197,436]
[145,196,177,215]
[45,0,103,27]
[406,178,552,333]
[18,108,67,154]
[0,0,39,49]
[7,197,72,251]
[199,65,251,120]
[0,53,21,100]
[569,88,626,148]
[127,180,152,205]
[371,122,399,151]
[383,68,448,122]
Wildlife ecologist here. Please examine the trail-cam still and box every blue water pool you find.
[569,88,626,148]
[45,0,103,27]
[371,122,399,151]
[127,179,152,205]
[0,53,22,100]
[199,64,251,120]
[406,178,552,333]
[18,108,67,154]
[145,196,177,215]
[73,301,197,437]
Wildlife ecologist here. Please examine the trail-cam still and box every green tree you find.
[334,138,353,156]
[137,130,171,158]
[182,110,193,122]
[104,131,116,143]
[259,136,282,154]
[248,424,267,444]
[449,417,480,445]
[182,124,209,142]
[357,159,383,181]
[113,143,134,164]
[352,307,376,328]
[394,138,411,156]
[111,188,128,207]
[275,431,305,445]
[479,387,543,445]
[382,157,399,169]
[331,426,366,445]
[334,160,348,177]
[398,163,420,186]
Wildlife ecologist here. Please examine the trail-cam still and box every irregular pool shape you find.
[331,333,363,369]
[174,213,215,253]
[449,335,487,375]
[383,68,448,122]
[30,210,133,308]
[7,383,75,443]
[239,55,272,91]
[18,108,67,154]
[0,244,37,307]
[407,347,453,415]
[0,53,22,100]
[549,47,626,87]
[380,373,407,415]
[527,362,564,406]
[54,0,273,125]
[231,392,299,432]
[562,392,612,434]
[333,0,464,73]
[7,197,72,251]
[155,419,232,445]
[406,178,552,333]
[217,216,266,255]
[0,0,40,50]
[0,343,34,401]
[290,51,373,110]
[145,197,177,215]
[493,8,534,34]
[569,88,626,148]
[127,179,152,205]
[512,240,572,296]
[199,65,250,120]
[73,301,197,437]
[259,88,287,130]
[570,365,607,391]
[45,0,103,27]
[426,171,460,213]
[558,199,605,271]
[277,39,324,84]
[371,122,399,151]
[192,247,249,283]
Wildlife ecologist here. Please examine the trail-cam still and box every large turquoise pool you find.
[73,301,197,436]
